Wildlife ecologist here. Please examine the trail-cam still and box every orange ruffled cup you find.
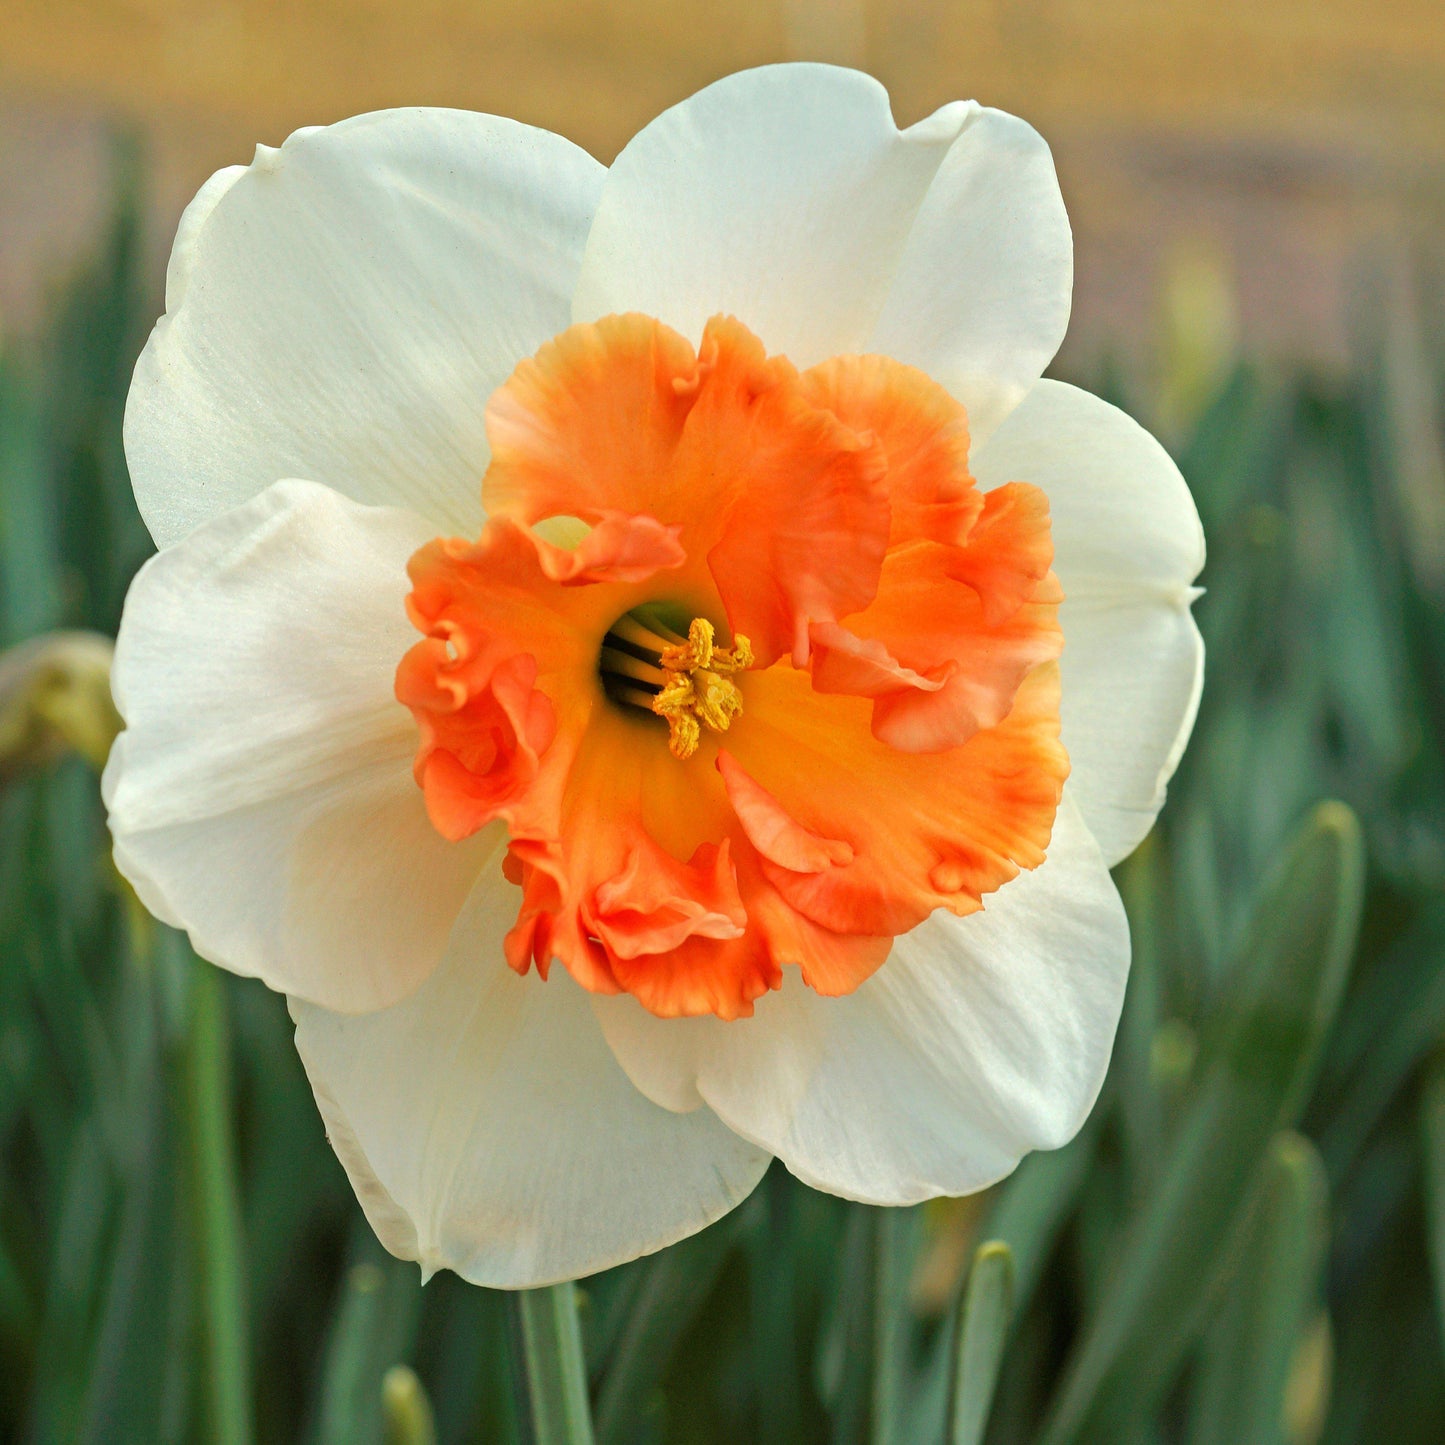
[398,313,1068,1020]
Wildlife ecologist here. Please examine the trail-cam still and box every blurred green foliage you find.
[2,155,1445,1445]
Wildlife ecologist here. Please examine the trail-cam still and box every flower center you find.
[598,611,754,760]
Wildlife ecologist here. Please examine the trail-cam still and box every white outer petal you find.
[291,878,771,1288]
[974,379,1207,864]
[126,108,605,548]
[572,64,1070,434]
[868,106,1073,446]
[164,164,246,312]
[104,479,498,1012]
[593,795,1128,1204]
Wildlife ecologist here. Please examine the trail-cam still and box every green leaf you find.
[815,1202,874,1442]
[744,1170,805,1444]
[0,363,63,644]
[977,1112,1099,1321]
[948,1241,1014,1445]
[1037,801,1364,1445]
[75,963,187,1445]
[1316,902,1445,1176]
[181,949,254,1445]
[1187,1132,1329,1445]
[1115,836,1167,1200]
[509,1283,595,1445]
[315,1255,422,1445]
[381,1365,437,1445]
[22,1122,116,1442]
[870,1206,918,1445]
[593,1219,734,1445]
[1419,1059,1445,1361]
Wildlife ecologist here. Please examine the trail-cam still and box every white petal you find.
[595,796,1128,1204]
[126,109,605,548]
[292,883,771,1288]
[867,107,1073,446]
[974,380,1206,864]
[104,479,497,1012]
[165,164,246,312]
[572,65,975,366]
[572,66,1071,446]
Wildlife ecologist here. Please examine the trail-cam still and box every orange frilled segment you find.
[396,313,1067,1019]
[483,313,891,667]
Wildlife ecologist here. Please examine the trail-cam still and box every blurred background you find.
[2,2,1445,1443]
[4,0,1445,372]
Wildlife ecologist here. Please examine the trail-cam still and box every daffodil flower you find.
[105,65,1204,1287]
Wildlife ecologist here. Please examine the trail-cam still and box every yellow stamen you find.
[649,617,752,759]
[598,647,668,687]
[609,612,681,656]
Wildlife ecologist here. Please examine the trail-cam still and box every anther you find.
[597,611,752,760]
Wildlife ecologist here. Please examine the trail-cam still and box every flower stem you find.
[508,1283,595,1445]
[183,957,254,1445]
[871,1207,911,1445]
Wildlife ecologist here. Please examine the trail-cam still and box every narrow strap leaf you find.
[1419,1059,1445,1362]
[381,1365,437,1445]
[182,953,254,1445]
[316,1256,421,1445]
[949,1241,1014,1445]
[592,1218,734,1443]
[1037,801,1364,1445]
[1187,1132,1329,1445]
[871,1207,917,1445]
[510,1283,595,1445]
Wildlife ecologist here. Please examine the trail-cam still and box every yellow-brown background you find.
[3,0,1444,370]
